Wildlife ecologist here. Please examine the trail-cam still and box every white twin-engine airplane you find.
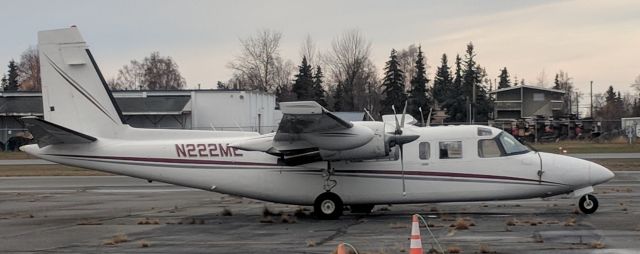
[20,27,614,219]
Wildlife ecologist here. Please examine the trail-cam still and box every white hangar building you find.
[0,90,280,142]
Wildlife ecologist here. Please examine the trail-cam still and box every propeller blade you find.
[400,101,407,129]
[418,107,424,127]
[364,108,375,121]
[391,105,401,134]
[400,144,406,196]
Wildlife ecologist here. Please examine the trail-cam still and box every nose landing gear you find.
[578,194,599,214]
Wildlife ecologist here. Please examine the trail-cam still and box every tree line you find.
[3,29,640,124]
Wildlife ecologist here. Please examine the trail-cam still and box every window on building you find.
[419,142,430,160]
[439,141,462,159]
[478,139,502,158]
[533,93,545,101]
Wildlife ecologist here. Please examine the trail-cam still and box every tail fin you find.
[38,27,125,138]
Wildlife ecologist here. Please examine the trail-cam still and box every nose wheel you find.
[578,194,599,214]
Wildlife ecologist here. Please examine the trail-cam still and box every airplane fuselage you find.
[22,124,613,206]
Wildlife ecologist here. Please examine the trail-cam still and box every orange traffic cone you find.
[410,214,423,254]
[336,242,347,254]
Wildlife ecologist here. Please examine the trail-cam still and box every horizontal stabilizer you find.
[21,116,97,147]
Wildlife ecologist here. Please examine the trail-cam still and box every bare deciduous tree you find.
[227,29,283,92]
[397,44,420,89]
[536,68,547,87]
[114,52,186,90]
[299,34,318,67]
[632,74,640,93]
[116,60,145,90]
[17,46,41,91]
[323,29,377,112]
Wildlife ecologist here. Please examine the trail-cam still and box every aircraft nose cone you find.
[591,163,615,185]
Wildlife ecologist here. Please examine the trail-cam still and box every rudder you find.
[38,27,125,138]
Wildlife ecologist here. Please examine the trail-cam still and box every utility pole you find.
[590,81,593,118]
[575,91,580,119]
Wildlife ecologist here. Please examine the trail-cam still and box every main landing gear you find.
[578,194,599,214]
[314,192,343,219]
[314,161,344,219]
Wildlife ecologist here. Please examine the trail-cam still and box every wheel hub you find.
[321,200,335,214]
[583,199,594,209]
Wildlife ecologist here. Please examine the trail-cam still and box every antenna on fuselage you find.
[427,107,433,127]
[418,107,424,127]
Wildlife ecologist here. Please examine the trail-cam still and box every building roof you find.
[489,85,565,94]
[0,91,195,116]
[0,96,43,116]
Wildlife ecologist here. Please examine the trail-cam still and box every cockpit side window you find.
[478,139,502,158]
[439,141,462,159]
[497,132,530,156]
[418,142,430,160]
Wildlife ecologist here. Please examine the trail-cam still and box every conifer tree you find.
[442,54,467,122]
[4,60,20,91]
[432,54,452,105]
[292,56,314,101]
[380,49,406,115]
[461,42,492,123]
[408,46,431,123]
[553,74,560,90]
[312,66,327,107]
[498,67,511,89]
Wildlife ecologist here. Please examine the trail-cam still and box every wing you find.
[231,101,374,157]
[21,116,97,148]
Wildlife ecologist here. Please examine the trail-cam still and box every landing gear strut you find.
[314,192,343,219]
[322,161,337,192]
[578,194,599,214]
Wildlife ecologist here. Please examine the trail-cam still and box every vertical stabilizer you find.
[38,27,125,138]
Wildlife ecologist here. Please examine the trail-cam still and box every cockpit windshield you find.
[497,131,530,155]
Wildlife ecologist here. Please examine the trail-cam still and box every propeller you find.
[389,101,417,196]
[363,108,375,121]
[418,107,424,127]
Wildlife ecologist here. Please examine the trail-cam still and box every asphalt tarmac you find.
[0,173,639,254]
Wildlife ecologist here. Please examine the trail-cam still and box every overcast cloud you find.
[1,0,639,95]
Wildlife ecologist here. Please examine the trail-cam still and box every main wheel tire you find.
[314,192,343,220]
[350,204,375,214]
[578,194,599,214]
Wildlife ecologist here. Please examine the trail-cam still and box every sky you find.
[1,0,639,99]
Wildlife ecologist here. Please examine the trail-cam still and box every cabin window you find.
[439,141,462,159]
[418,142,430,160]
[478,139,502,158]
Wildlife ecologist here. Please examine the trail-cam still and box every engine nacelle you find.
[319,121,388,161]
[301,124,375,151]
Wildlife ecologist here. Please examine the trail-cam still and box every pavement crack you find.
[315,218,365,246]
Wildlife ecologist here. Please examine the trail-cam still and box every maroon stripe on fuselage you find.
[48,154,278,167]
[49,154,563,185]
[337,169,561,185]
